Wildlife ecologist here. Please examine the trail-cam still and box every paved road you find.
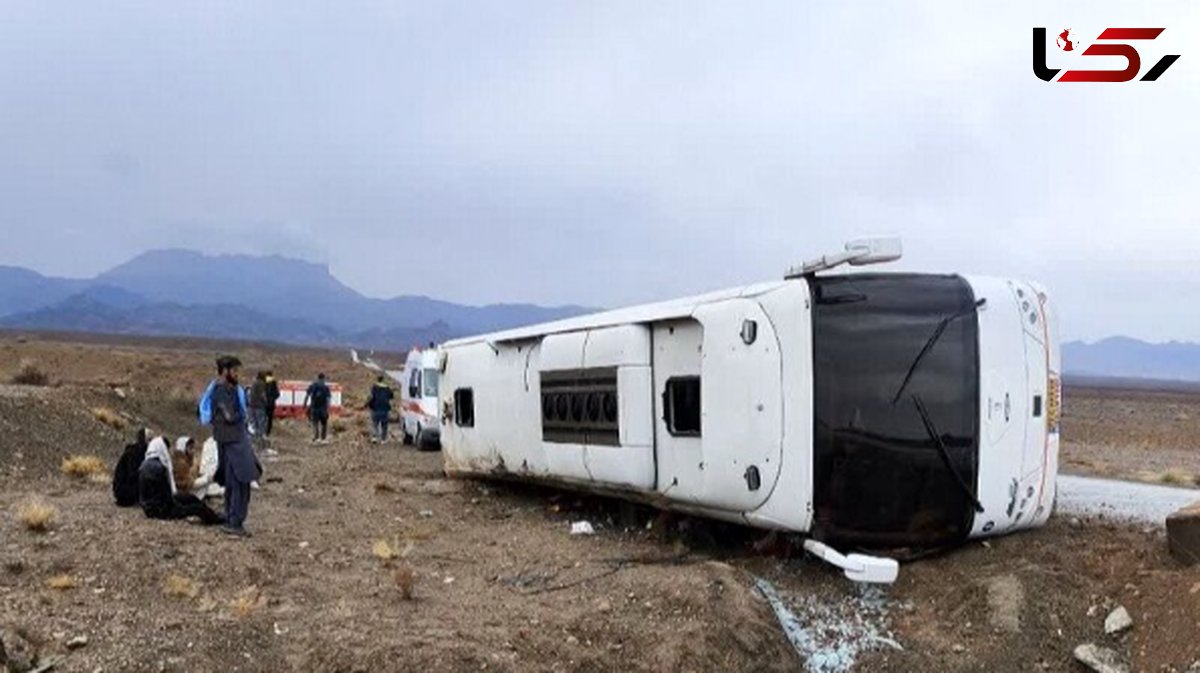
[1057,474,1199,524]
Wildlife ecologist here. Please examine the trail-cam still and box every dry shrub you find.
[17,500,58,532]
[372,538,398,561]
[230,586,265,617]
[91,407,127,431]
[1159,468,1196,487]
[331,417,348,435]
[166,387,199,417]
[46,574,77,590]
[163,574,200,599]
[393,564,416,601]
[61,455,106,479]
[11,360,49,386]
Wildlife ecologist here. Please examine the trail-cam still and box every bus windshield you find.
[809,273,980,547]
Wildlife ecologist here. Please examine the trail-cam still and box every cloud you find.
[0,1,1198,340]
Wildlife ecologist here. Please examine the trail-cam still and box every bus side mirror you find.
[845,236,903,266]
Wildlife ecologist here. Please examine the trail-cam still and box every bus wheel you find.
[417,429,440,452]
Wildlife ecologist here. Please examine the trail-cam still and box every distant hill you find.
[1063,337,1200,382]
[0,250,594,349]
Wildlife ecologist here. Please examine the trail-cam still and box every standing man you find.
[366,375,394,443]
[263,371,280,437]
[303,372,332,443]
[201,355,260,537]
[248,371,269,450]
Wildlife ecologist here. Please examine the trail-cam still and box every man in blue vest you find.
[200,355,261,537]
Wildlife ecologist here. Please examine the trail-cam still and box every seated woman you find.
[138,436,224,525]
[112,427,149,507]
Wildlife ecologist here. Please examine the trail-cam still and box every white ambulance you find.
[399,346,441,450]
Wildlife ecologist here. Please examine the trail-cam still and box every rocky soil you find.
[1,333,1199,673]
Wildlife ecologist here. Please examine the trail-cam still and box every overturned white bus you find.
[435,239,1061,582]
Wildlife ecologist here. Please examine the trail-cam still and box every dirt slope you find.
[1,334,1199,673]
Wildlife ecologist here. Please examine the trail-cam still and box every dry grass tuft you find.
[91,406,127,431]
[11,359,49,386]
[230,586,265,617]
[1159,468,1197,487]
[331,417,348,435]
[61,455,106,479]
[163,574,200,599]
[373,538,398,561]
[46,574,78,590]
[16,500,58,532]
[393,564,416,600]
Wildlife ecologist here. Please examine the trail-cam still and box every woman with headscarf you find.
[112,427,149,507]
[138,436,224,525]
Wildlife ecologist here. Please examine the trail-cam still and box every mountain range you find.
[0,250,592,351]
[4,251,1200,381]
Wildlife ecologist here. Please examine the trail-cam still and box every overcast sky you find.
[2,2,1199,342]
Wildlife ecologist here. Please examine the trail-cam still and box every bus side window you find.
[454,388,475,427]
[664,377,701,436]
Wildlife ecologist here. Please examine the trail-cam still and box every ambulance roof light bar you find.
[785,236,903,279]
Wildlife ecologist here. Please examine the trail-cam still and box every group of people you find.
[110,356,398,536]
[112,356,262,537]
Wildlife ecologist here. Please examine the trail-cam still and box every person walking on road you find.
[304,372,332,443]
[248,371,270,450]
[200,355,261,537]
[263,371,280,437]
[366,375,394,443]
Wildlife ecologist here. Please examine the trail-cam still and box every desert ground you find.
[2,332,1199,673]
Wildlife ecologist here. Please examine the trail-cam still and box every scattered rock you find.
[1166,501,1200,565]
[951,643,965,653]
[419,510,434,518]
[1073,643,1129,673]
[66,635,89,650]
[985,574,1024,634]
[570,521,595,536]
[1103,606,1132,635]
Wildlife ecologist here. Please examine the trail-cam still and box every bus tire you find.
[416,429,440,452]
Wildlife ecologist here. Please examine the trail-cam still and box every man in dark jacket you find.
[304,373,332,443]
[366,375,394,443]
[248,371,269,449]
[207,355,260,537]
[263,371,280,436]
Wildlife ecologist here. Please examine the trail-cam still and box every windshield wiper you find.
[912,394,984,514]
[890,298,985,405]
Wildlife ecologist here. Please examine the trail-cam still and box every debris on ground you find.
[1074,643,1130,673]
[754,576,900,673]
[1104,606,1133,635]
[985,574,1024,634]
[1166,501,1200,565]
[570,521,595,535]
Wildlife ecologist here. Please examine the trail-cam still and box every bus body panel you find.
[439,273,1058,546]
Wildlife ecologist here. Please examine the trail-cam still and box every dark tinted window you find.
[665,377,701,436]
[811,274,979,547]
